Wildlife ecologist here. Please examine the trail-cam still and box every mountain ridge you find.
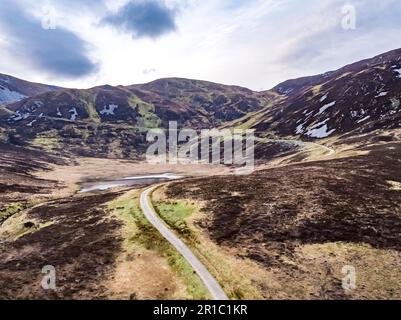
[0,73,62,104]
[1,47,401,157]
[237,48,401,139]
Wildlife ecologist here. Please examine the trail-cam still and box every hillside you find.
[0,73,60,104]
[1,48,401,158]
[236,48,401,140]
[0,78,272,157]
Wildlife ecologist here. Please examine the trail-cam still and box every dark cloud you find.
[102,0,177,39]
[0,1,97,78]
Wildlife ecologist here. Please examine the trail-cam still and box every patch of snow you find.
[322,71,334,78]
[27,101,43,112]
[296,123,305,134]
[100,104,119,116]
[303,118,336,138]
[11,110,30,121]
[69,107,78,121]
[375,73,383,81]
[0,86,26,103]
[276,86,294,95]
[27,119,37,127]
[394,68,401,78]
[307,125,335,138]
[351,109,367,118]
[317,101,336,115]
[375,91,388,98]
[391,98,400,109]
[57,108,62,117]
[357,116,370,124]
[319,94,328,102]
[12,111,24,121]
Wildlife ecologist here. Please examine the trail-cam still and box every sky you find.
[0,0,401,91]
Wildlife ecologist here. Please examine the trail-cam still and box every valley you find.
[1,48,401,300]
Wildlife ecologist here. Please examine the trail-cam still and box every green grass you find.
[85,102,101,123]
[31,135,60,151]
[110,191,210,300]
[129,96,161,130]
[154,200,196,239]
[79,91,100,123]
[0,202,25,220]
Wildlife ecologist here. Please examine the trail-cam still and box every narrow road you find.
[139,186,229,300]
[255,137,336,157]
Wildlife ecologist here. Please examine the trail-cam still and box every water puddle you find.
[79,173,182,193]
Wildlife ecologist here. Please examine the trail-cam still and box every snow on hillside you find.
[0,86,26,103]
[317,101,336,115]
[306,119,336,138]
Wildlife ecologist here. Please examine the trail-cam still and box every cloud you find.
[257,0,401,85]
[102,0,177,38]
[1,0,401,91]
[0,0,97,78]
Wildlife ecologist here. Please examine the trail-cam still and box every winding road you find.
[139,186,229,300]
[255,137,336,157]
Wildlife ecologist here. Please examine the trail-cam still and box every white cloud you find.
[0,0,401,90]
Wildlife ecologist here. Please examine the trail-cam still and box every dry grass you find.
[388,180,401,191]
[295,243,401,300]
[106,189,190,300]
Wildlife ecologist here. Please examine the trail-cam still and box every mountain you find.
[0,73,61,104]
[3,78,270,128]
[2,47,401,158]
[0,78,272,157]
[237,48,401,139]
